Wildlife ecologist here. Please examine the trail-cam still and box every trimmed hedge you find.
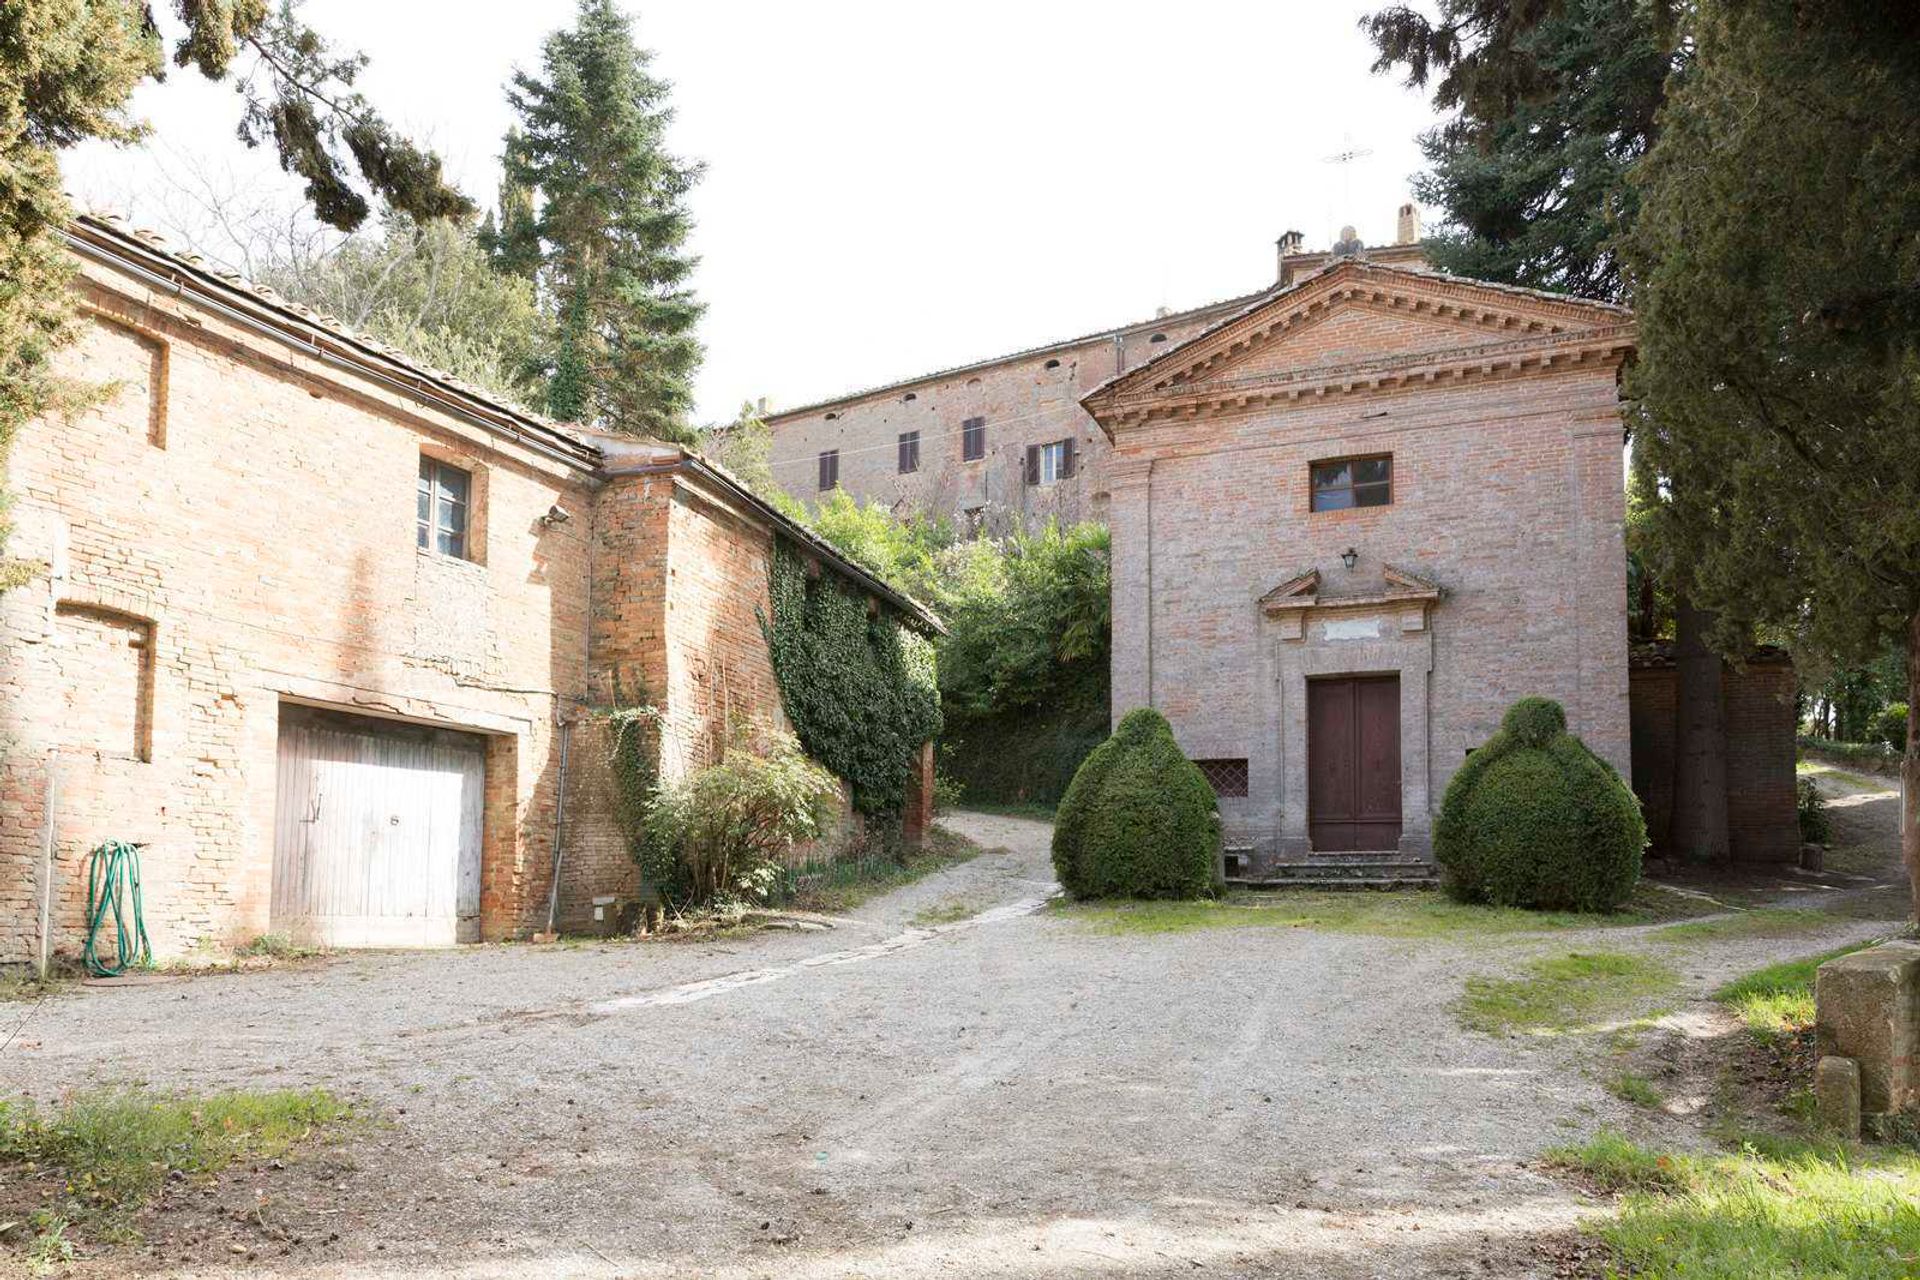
[1052,707,1219,899]
[1435,697,1645,912]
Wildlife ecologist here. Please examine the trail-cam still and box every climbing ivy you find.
[759,539,941,816]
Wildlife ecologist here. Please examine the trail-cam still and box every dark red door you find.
[1307,676,1402,851]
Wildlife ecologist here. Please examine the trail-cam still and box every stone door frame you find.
[1264,589,1438,859]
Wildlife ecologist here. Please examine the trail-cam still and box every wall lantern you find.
[1340,547,1359,571]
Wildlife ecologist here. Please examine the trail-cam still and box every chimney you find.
[1275,229,1305,282]
[1396,203,1420,246]
[755,395,769,416]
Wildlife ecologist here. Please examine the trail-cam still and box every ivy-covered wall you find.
[760,538,941,816]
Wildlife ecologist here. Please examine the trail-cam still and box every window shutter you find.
[1061,438,1078,479]
[819,451,837,491]
[1025,445,1040,485]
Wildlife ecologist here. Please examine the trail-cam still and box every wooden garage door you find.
[272,705,484,948]
[1307,676,1403,852]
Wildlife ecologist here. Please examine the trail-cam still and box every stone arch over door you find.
[1259,567,1442,859]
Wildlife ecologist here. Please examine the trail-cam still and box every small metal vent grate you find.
[1193,758,1249,798]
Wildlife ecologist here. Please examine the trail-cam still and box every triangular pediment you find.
[1258,563,1443,615]
[1082,260,1633,425]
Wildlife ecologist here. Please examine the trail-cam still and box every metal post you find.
[36,749,60,981]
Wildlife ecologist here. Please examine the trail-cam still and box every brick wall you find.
[1,250,598,961]
[1630,653,1801,864]
[765,303,1241,532]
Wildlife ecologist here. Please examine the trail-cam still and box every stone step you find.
[1269,860,1434,878]
[1225,873,1439,892]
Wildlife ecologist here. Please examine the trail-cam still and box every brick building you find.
[764,212,1428,533]
[0,214,936,966]
[1080,256,1638,877]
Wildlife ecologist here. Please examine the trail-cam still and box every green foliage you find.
[1797,775,1832,845]
[1437,696,1646,911]
[1872,703,1909,752]
[492,0,704,439]
[938,705,1109,809]
[0,1087,346,1238]
[698,403,777,495]
[641,728,841,909]
[590,691,663,887]
[1052,707,1219,900]
[774,497,1113,807]
[1799,735,1902,774]
[782,489,955,601]
[760,539,941,816]
[1362,0,1677,299]
[261,213,548,403]
[1622,2,1920,798]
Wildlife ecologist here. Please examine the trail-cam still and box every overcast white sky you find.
[62,1,1445,424]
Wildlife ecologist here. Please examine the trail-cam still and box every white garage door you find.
[272,705,485,948]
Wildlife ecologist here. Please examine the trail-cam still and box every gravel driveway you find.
[3,809,1901,1279]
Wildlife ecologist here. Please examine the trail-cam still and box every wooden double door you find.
[1307,675,1403,851]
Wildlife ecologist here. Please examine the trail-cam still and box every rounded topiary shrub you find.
[1051,707,1219,899]
[1435,696,1646,912]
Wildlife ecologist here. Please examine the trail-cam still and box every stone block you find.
[1816,940,1920,1116]
[1816,1055,1862,1138]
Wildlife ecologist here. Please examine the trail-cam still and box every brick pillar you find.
[1107,457,1153,727]
[902,740,935,847]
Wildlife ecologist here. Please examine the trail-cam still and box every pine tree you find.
[495,0,705,441]
[1622,0,1920,915]
[1361,0,1676,300]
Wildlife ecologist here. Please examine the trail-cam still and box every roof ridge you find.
[762,286,1271,421]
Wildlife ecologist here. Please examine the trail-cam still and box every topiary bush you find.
[1052,707,1219,899]
[1435,696,1645,912]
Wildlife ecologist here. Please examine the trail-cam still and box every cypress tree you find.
[494,0,705,441]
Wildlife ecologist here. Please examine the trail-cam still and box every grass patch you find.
[1059,881,1708,941]
[1606,1071,1665,1108]
[1459,951,1679,1035]
[233,933,324,960]
[0,1087,348,1251]
[1546,1128,1686,1192]
[1716,941,1882,1042]
[1655,907,1848,943]
[1551,1129,1920,1279]
[910,897,978,927]
[780,826,982,915]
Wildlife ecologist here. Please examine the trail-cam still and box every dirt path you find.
[4,804,1908,1279]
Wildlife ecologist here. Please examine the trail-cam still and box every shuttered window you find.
[961,417,986,462]
[818,449,840,491]
[898,431,920,474]
[1025,438,1078,485]
[417,457,470,558]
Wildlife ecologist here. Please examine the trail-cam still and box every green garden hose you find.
[83,840,152,977]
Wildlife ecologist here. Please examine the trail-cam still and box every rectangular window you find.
[1310,455,1392,511]
[1193,758,1250,798]
[818,449,840,491]
[961,416,986,462]
[417,457,471,558]
[1026,438,1078,486]
[898,431,920,474]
